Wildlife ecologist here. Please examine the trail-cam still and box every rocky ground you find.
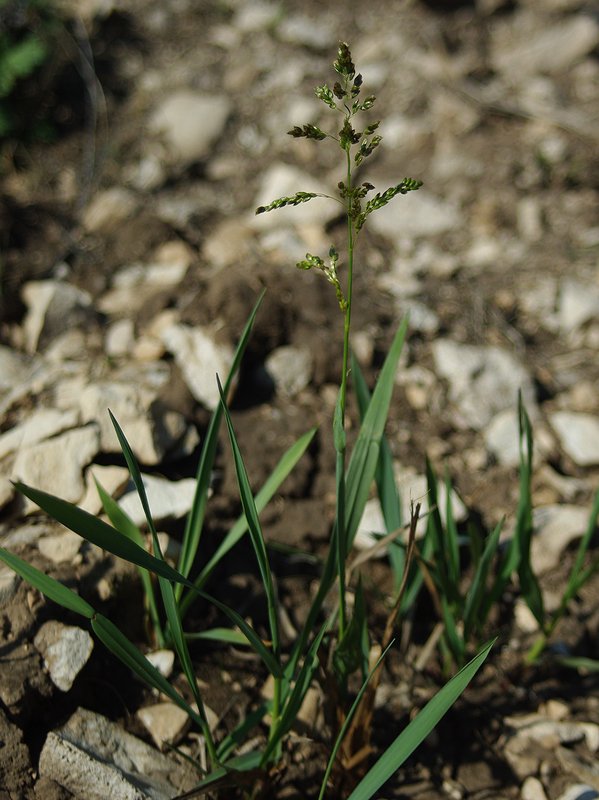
[0,0,598,798]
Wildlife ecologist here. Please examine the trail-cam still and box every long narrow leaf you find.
[218,379,280,664]
[319,642,394,800]
[289,319,409,677]
[199,589,282,678]
[425,459,452,598]
[109,415,216,747]
[172,750,264,798]
[184,627,251,645]
[14,483,196,587]
[347,639,495,800]
[161,579,215,750]
[463,519,503,640]
[178,290,265,592]
[440,594,465,666]
[11,487,279,674]
[0,546,95,618]
[444,470,460,587]
[109,412,161,546]
[352,352,404,585]
[91,613,204,729]
[345,316,409,547]
[95,477,164,645]
[179,428,316,618]
[514,396,544,626]
[562,489,599,604]
[261,621,328,765]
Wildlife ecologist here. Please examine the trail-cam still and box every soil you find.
[0,1,598,799]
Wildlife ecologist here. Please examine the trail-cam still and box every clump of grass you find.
[1,43,497,798]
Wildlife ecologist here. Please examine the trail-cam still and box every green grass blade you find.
[172,750,264,798]
[463,519,503,640]
[179,428,316,618]
[319,641,394,800]
[13,482,195,589]
[91,613,204,727]
[562,489,599,604]
[557,655,599,673]
[184,627,251,645]
[290,317,408,669]
[352,352,404,584]
[104,421,218,754]
[444,470,460,587]
[514,396,544,626]
[218,379,280,664]
[158,576,216,754]
[401,528,432,612]
[347,639,495,800]
[425,459,452,598]
[289,318,408,677]
[95,477,164,646]
[0,546,95,618]
[10,486,278,681]
[198,588,282,678]
[95,477,145,548]
[333,578,369,684]
[177,290,265,593]
[109,412,161,549]
[0,547,208,736]
[440,594,465,667]
[260,621,328,765]
[345,316,408,549]
[216,704,269,762]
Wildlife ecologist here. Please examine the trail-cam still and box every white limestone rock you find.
[253,164,334,230]
[98,260,189,316]
[265,346,313,397]
[82,187,138,233]
[432,340,536,430]
[0,567,20,608]
[557,279,599,333]
[530,504,591,574]
[367,190,461,240]
[38,707,195,799]
[491,13,599,77]
[79,382,189,466]
[149,90,231,168]
[521,777,549,800]
[118,474,199,527]
[145,650,175,679]
[160,324,233,410]
[0,408,80,461]
[34,622,94,692]
[80,464,130,516]
[484,408,524,467]
[136,703,190,750]
[38,531,82,565]
[355,467,467,550]
[12,425,101,510]
[105,318,135,358]
[550,411,599,466]
[21,280,95,353]
[0,345,33,394]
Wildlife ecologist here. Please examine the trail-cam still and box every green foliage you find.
[0,0,62,139]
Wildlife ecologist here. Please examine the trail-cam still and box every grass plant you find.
[0,42,524,797]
